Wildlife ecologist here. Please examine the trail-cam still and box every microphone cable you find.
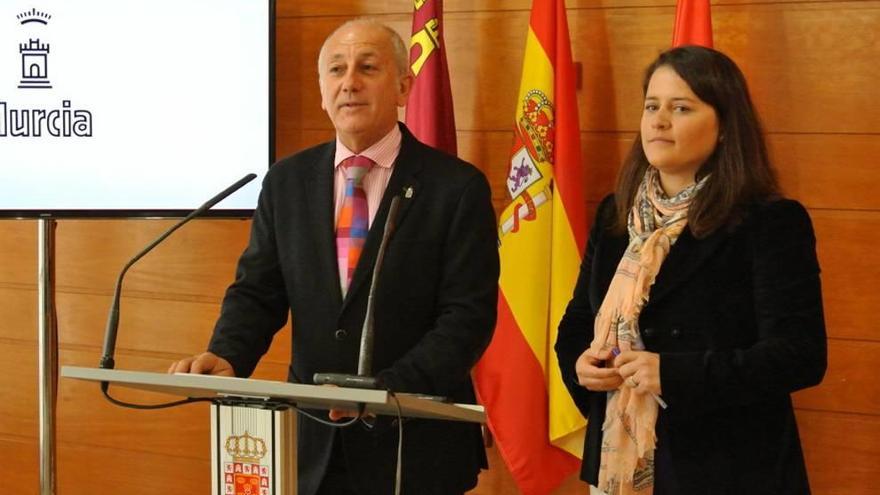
[100,382,215,410]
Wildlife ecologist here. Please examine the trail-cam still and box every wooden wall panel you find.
[0,219,36,287]
[54,443,210,494]
[57,292,222,357]
[772,134,880,211]
[719,3,880,135]
[0,218,292,363]
[793,339,880,416]
[797,409,880,494]
[0,287,36,342]
[54,219,251,298]
[0,436,39,492]
[1,434,210,494]
[0,340,38,438]
[282,0,844,18]
[274,4,880,135]
[0,288,293,367]
[813,210,880,342]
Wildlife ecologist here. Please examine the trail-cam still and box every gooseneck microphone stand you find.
[37,173,256,495]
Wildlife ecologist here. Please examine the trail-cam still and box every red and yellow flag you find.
[405,0,457,155]
[672,0,713,47]
[474,0,586,493]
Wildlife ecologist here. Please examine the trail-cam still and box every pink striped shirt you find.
[333,125,401,228]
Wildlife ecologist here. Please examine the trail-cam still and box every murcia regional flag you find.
[474,0,587,494]
[406,0,457,155]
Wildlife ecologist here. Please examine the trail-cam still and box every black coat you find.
[208,124,499,495]
[555,194,826,494]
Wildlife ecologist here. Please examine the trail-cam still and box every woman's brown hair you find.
[613,46,780,238]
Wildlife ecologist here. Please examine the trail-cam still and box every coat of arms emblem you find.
[500,89,555,240]
[223,431,270,495]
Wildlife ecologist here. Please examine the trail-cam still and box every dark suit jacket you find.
[555,194,827,495]
[208,124,499,495]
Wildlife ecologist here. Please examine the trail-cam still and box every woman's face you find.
[640,65,719,182]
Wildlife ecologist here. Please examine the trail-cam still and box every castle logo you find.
[17,9,53,89]
[3,8,95,138]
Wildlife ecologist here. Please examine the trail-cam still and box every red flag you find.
[672,0,713,47]
[406,0,457,155]
[473,0,586,493]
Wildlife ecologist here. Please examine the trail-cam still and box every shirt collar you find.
[334,124,402,170]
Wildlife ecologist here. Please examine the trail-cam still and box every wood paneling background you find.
[1,0,877,493]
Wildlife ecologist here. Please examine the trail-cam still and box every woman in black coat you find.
[555,46,826,495]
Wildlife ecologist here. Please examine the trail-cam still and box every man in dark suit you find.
[169,19,499,495]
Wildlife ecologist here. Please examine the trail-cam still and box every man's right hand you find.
[167,352,235,376]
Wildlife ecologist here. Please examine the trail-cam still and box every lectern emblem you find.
[224,431,270,495]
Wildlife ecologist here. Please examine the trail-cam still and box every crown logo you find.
[17,8,52,25]
[224,431,267,463]
[519,90,555,164]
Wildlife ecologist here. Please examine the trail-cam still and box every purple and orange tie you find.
[336,155,374,296]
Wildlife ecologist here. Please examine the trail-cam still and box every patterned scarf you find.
[590,167,707,494]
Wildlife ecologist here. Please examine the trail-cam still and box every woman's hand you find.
[575,347,624,391]
[614,350,662,396]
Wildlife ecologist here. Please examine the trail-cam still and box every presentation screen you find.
[0,0,274,217]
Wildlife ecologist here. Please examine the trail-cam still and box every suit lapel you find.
[648,226,727,304]
[592,224,728,309]
[593,231,627,309]
[342,128,422,309]
[305,143,344,306]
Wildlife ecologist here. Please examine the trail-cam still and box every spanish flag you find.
[405,0,457,155]
[672,0,713,47]
[473,0,586,493]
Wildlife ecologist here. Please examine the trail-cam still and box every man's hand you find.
[167,352,235,376]
[319,384,374,422]
[328,408,360,421]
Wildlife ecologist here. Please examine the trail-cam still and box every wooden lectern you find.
[61,366,485,495]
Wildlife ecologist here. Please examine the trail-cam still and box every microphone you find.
[314,194,401,389]
[98,173,257,371]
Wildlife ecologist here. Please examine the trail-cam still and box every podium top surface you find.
[62,366,485,423]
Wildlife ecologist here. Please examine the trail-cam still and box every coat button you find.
[642,327,656,337]
[670,328,682,338]
[334,329,347,341]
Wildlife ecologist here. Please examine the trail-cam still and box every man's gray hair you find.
[317,18,410,79]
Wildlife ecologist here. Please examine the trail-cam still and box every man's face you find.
[318,23,412,153]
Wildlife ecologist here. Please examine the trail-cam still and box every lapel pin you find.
[404,186,414,199]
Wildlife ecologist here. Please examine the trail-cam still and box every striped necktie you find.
[336,155,374,295]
